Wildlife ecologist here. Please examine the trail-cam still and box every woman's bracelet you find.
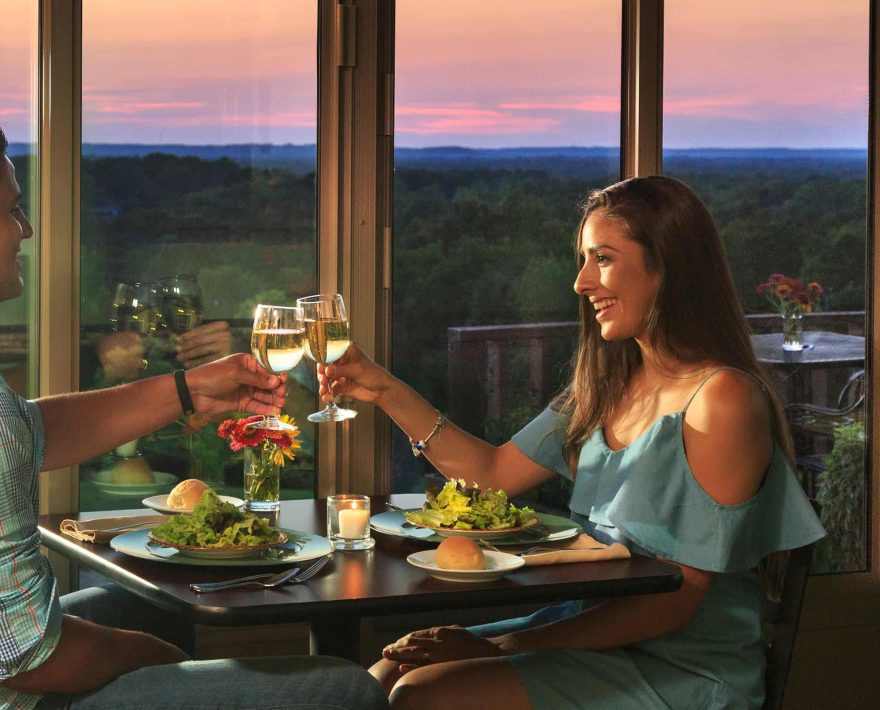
[409,413,446,457]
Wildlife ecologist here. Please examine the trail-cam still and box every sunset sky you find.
[0,0,869,149]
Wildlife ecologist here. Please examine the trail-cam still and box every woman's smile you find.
[574,214,660,341]
[592,297,617,322]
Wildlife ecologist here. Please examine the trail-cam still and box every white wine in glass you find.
[297,293,356,422]
[248,304,305,431]
[160,274,204,335]
[111,281,163,335]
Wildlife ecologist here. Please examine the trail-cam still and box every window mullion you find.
[621,0,663,178]
[316,0,393,496]
[38,0,81,515]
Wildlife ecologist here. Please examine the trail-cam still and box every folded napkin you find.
[60,514,168,544]
[521,533,631,566]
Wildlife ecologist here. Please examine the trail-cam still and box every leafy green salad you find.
[404,478,537,531]
[151,490,280,548]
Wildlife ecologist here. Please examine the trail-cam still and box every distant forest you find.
[4,145,868,501]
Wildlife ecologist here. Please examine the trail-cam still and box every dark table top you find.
[40,495,682,627]
[751,331,865,367]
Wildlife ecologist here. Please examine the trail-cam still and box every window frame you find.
[33,0,879,617]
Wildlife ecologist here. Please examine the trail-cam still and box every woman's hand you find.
[382,625,504,673]
[176,321,233,369]
[318,345,394,406]
[186,353,287,416]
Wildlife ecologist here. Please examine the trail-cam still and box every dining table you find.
[39,494,683,662]
[750,330,865,406]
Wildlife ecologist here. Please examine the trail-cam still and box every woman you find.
[319,176,824,710]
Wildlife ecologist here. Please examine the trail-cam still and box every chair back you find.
[762,503,819,710]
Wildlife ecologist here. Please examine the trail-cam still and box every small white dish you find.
[87,470,178,497]
[142,494,245,515]
[406,549,525,583]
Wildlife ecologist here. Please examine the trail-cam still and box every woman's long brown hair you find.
[558,176,794,470]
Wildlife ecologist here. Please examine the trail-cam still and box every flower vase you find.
[781,311,804,351]
[243,447,281,512]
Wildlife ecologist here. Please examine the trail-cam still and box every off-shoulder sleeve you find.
[604,445,826,573]
[511,407,571,480]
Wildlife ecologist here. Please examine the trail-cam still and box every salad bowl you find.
[408,517,541,539]
[147,530,288,559]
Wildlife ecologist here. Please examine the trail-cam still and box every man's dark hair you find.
[0,126,7,155]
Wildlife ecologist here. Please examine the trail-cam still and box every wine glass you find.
[108,281,161,456]
[247,303,305,431]
[111,281,163,334]
[296,293,357,423]
[159,274,204,335]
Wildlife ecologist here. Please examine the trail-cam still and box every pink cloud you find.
[91,101,206,115]
[0,108,27,118]
[663,96,757,117]
[87,111,316,128]
[501,96,619,113]
[395,104,559,135]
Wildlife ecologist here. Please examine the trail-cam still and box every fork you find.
[189,555,332,593]
[101,520,158,533]
[478,540,558,557]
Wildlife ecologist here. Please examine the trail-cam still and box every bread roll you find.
[167,479,212,510]
[434,536,486,570]
[110,455,153,485]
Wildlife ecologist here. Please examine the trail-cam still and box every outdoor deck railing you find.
[448,311,866,437]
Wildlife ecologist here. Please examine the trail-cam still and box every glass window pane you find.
[664,0,869,573]
[393,0,621,509]
[80,0,317,511]
[0,0,38,398]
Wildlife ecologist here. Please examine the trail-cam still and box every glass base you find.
[308,406,357,423]
[246,415,299,431]
[330,536,375,551]
[246,500,281,513]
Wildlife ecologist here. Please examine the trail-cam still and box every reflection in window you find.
[0,0,38,398]
[393,1,622,507]
[80,0,317,511]
[664,0,869,572]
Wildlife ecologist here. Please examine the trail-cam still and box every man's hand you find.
[186,353,287,416]
[176,321,233,369]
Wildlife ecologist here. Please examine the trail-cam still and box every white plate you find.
[406,549,525,583]
[142,494,245,515]
[371,511,582,545]
[110,528,334,567]
[86,470,178,497]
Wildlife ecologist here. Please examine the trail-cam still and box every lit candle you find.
[338,507,369,539]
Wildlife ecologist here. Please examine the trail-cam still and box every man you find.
[0,127,387,709]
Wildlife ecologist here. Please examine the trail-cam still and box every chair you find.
[784,369,865,496]
[785,368,865,432]
[762,503,820,710]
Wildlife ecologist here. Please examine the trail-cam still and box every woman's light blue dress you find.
[471,373,825,710]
